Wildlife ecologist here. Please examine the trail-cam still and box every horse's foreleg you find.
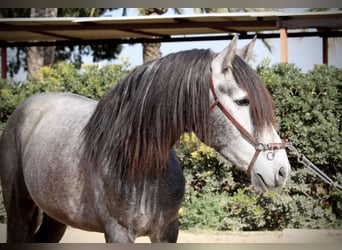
[104,221,135,243]
[6,196,40,242]
[150,219,179,243]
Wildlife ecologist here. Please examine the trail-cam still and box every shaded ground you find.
[0,224,341,243]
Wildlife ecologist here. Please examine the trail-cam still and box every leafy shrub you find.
[177,62,342,231]
[177,134,341,231]
[257,61,342,177]
[180,191,229,231]
[0,62,130,123]
[0,79,24,123]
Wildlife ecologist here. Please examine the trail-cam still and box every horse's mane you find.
[82,49,213,181]
[81,49,275,182]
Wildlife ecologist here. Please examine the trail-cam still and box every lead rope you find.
[287,142,342,192]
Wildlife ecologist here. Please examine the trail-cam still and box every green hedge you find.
[0,62,130,123]
[258,61,342,177]
[177,135,342,231]
[177,61,342,231]
[0,61,341,231]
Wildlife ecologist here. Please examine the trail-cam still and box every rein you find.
[209,74,288,175]
[286,144,342,192]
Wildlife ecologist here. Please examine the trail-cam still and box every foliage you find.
[0,62,130,123]
[0,8,122,76]
[177,134,342,231]
[177,62,342,231]
[257,61,342,177]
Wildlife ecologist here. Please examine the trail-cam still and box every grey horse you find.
[0,36,290,242]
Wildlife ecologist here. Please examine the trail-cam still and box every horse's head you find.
[209,36,291,192]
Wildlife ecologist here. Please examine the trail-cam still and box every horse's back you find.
[1,92,95,149]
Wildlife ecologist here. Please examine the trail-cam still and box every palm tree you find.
[27,8,58,78]
[137,8,183,63]
[138,8,168,63]
[136,8,279,63]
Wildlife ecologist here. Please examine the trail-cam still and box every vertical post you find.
[280,28,288,63]
[1,47,7,79]
[322,36,328,64]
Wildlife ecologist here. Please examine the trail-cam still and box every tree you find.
[135,8,278,63]
[138,8,168,63]
[0,8,122,78]
[136,8,183,63]
[27,8,58,78]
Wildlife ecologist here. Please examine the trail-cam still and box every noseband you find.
[209,74,288,175]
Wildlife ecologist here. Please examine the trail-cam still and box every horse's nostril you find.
[276,166,287,186]
[279,167,286,178]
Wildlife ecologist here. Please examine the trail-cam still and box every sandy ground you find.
[0,224,341,243]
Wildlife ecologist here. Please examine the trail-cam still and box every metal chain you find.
[286,142,342,192]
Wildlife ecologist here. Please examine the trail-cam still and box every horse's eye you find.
[235,98,249,106]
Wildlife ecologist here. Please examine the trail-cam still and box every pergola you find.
[1,11,342,79]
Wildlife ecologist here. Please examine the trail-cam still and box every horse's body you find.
[0,36,291,242]
[0,93,184,242]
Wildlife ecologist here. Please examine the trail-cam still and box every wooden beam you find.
[322,36,328,64]
[1,30,341,49]
[277,17,342,29]
[0,20,277,32]
[280,28,288,63]
[1,47,6,79]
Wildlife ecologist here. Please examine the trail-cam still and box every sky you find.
[102,8,342,73]
[9,8,342,80]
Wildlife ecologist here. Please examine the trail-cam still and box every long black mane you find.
[81,49,275,181]
[82,49,213,181]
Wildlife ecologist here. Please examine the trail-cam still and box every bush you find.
[177,62,342,231]
[0,79,24,123]
[257,61,342,177]
[0,62,130,123]
[177,135,342,231]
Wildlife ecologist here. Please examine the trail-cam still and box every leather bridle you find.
[209,74,288,175]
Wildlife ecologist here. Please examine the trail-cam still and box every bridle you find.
[209,74,288,175]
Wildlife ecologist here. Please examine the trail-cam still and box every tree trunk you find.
[27,8,57,78]
[143,42,162,63]
[142,8,167,63]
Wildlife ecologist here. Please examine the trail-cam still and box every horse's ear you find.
[212,35,238,73]
[237,35,257,62]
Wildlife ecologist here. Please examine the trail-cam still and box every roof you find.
[1,11,342,47]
